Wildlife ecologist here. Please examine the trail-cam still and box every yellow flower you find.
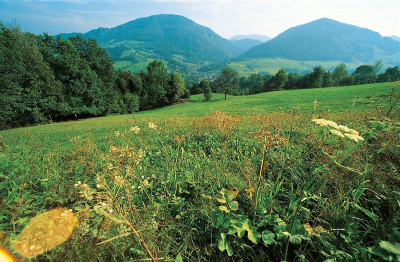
[148,122,157,129]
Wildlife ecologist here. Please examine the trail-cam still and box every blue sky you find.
[1,0,399,39]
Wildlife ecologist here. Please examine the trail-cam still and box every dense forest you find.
[0,23,188,129]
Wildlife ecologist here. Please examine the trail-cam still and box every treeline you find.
[190,61,400,97]
[0,23,188,129]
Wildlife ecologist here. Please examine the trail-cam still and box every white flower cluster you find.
[312,119,364,142]
[74,181,96,201]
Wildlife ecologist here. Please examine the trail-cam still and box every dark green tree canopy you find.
[215,67,239,99]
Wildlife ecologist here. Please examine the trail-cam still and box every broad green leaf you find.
[232,219,260,244]
[219,206,230,213]
[227,187,239,200]
[289,235,302,245]
[218,233,233,256]
[262,230,276,245]
[229,201,238,211]
[217,198,227,204]
[379,241,400,255]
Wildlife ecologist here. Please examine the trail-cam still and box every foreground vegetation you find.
[0,82,399,261]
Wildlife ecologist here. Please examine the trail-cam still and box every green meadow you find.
[0,82,399,261]
[228,58,360,76]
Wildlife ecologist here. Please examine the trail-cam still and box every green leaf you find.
[229,201,238,211]
[289,235,302,245]
[175,253,183,262]
[262,230,276,245]
[218,233,233,256]
[219,206,230,213]
[379,241,400,255]
[217,198,227,204]
[351,203,379,221]
[232,219,260,244]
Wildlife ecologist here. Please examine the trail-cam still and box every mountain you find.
[61,14,237,64]
[230,38,263,55]
[391,35,400,42]
[230,34,271,42]
[241,18,400,64]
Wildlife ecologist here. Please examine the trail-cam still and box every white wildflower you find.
[312,119,339,129]
[344,133,364,142]
[148,122,157,129]
[330,129,345,137]
[338,125,359,135]
[130,126,140,134]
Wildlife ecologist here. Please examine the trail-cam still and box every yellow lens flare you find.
[0,247,15,262]
[13,208,77,258]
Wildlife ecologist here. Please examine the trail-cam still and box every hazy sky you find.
[1,0,399,39]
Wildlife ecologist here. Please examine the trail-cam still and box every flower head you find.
[312,119,339,129]
[130,126,140,134]
[344,133,364,142]
[148,122,157,129]
[330,129,345,137]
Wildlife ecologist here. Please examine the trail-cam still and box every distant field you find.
[228,58,360,75]
[131,82,394,119]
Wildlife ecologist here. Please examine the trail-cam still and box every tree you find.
[352,64,376,84]
[332,63,348,86]
[270,68,288,90]
[142,60,169,108]
[0,23,55,127]
[378,66,400,82]
[167,72,186,104]
[200,79,212,101]
[215,67,239,100]
[308,66,325,88]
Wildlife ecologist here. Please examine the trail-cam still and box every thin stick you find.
[96,232,132,246]
[87,216,106,262]
[114,203,156,262]
[235,159,252,185]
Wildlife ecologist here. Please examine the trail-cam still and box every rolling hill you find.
[60,14,237,70]
[241,18,400,65]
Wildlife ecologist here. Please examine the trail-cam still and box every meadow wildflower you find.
[130,126,140,134]
[114,131,120,137]
[338,125,359,135]
[148,122,157,129]
[330,129,345,137]
[312,119,339,129]
[344,133,364,142]
[313,119,364,142]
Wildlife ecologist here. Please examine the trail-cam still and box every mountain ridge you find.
[240,18,400,64]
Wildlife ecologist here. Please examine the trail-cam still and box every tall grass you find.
[0,83,399,261]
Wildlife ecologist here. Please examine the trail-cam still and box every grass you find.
[0,82,399,261]
[228,58,360,76]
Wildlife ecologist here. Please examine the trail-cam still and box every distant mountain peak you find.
[241,17,399,64]
[230,34,271,42]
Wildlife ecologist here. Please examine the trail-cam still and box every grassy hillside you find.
[228,58,361,75]
[0,82,399,261]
